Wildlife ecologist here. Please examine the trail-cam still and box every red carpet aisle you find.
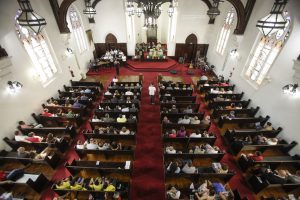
[130,74,165,200]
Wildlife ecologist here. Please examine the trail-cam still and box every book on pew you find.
[125,161,131,169]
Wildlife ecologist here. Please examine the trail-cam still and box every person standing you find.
[114,60,120,76]
[148,83,156,105]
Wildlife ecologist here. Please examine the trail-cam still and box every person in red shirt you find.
[247,151,264,161]
[41,108,53,117]
[25,132,43,143]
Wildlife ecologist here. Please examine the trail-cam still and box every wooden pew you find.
[248,175,300,194]
[218,115,270,128]
[18,126,77,139]
[0,150,60,169]
[52,179,129,198]
[58,90,97,99]
[109,81,142,86]
[164,152,225,161]
[160,113,205,122]
[99,102,140,109]
[50,98,92,106]
[199,85,235,93]
[70,80,104,90]
[159,82,192,88]
[233,189,248,200]
[159,96,197,103]
[229,139,297,156]
[3,137,69,153]
[212,107,259,119]
[32,113,82,127]
[160,103,200,112]
[90,122,137,131]
[94,110,139,119]
[83,132,135,141]
[208,99,251,109]
[104,94,141,100]
[108,88,141,94]
[63,85,101,94]
[65,159,132,176]
[163,136,217,147]
[162,123,210,132]
[75,147,135,160]
[238,155,300,172]
[0,172,49,193]
[159,89,193,96]
[205,92,244,101]
[197,79,229,86]
[42,104,86,115]
[224,128,283,142]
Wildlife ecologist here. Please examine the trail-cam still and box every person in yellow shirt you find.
[104,183,116,192]
[55,179,70,190]
[117,114,127,123]
[89,178,104,191]
[70,179,83,190]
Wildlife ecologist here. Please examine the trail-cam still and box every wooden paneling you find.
[174,44,209,62]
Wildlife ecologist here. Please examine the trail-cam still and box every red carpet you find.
[41,64,255,200]
[127,58,177,72]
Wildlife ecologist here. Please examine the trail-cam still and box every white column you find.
[293,59,300,82]
[167,7,178,56]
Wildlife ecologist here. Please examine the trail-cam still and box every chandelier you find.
[256,0,288,37]
[83,0,96,23]
[207,0,222,20]
[126,0,177,29]
[16,0,47,34]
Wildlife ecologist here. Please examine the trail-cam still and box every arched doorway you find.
[105,33,117,50]
[185,34,198,62]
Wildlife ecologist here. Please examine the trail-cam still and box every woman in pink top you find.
[177,126,186,138]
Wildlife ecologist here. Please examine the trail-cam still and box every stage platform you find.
[127,58,177,72]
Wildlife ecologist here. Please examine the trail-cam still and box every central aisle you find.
[131,74,165,200]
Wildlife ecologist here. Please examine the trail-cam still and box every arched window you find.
[15,10,57,84]
[245,11,291,86]
[69,6,88,53]
[216,7,235,55]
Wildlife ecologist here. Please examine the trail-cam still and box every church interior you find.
[0,0,300,199]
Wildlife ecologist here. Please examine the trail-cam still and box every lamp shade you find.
[207,6,220,20]
[83,0,96,21]
[168,5,174,17]
[256,0,288,36]
[16,0,46,34]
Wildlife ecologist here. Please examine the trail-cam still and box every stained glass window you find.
[216,7,235,55]
[245,12,291,85]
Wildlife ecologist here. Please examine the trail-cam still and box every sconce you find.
[282,83,298,95]
[7,81,23,94]
[65,48,73,57]
[230,49,238,57]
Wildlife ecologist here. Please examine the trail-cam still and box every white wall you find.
[175,0,211,44]
[92,0,127,43]
[207,0,300,154]
[0,0,94,150]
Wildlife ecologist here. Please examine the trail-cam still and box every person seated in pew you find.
[118,96,126,104]
[163,116,171,124]
[98,140,110,150]
[221,111,235,120]
[169,105,179,114]
[182,160,197,174]
[25,132,43,143]
[105,90,112,95]
[55,108,64,117]
[14,130,28,142]
[112,76,118,83]
[120,126,130,135]
[84,138,99,150]
[17,146,53,160]
[92,115,102,122]
[166,84,173,90]
[200,75,208,81]
[76,140,85,149]
[89,177,104,191]
[103,114,115,123]
[177,126,186,138]
[107,126,118,134]
[55,177,72,189]
[69,177,84,190]
[241,151,264,162]
[135,83,141,90]
[72,99,84,109]
[190,130,202,138]
[126,96,132,103]
[133,89,140,96]
[214,95,225,102]
[129,104,138,112]
[170,97,176,103]
[117,114,127,123]
[166,159,182,173]
[63,100,72,107]
[161,96,168,103]
[110,141,122,151]
[211,88,220,94]
[178,115,191,124]
[204,144,220,154]
[263,122,273,131]
[41,108,54,117]
[80,94,89,101]
[174,84,180,90]
[286,171,300,184]
[65,109,76,118]
[202,130,214,138]
[183,105,193,114]
[166,185,181,199]
[18,121,43,129]
[113,105,122,112]
[225,103,236,110]
[84,88,92,94]
[114,90,120,96]
[166,129,177,138]
[161,107,169,114]
[121,105,129,112]
[125,90,134,96]
[259,168,289,184]
[166,145,177,154]
[201,115,211,126]
[193,145,205,154]
[127,115,137,123]
[165,91,171,96]
[132,95,140,104]
[111,95,119,103]
[212,163,229,174]
[191,116,201,124]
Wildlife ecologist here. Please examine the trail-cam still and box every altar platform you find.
[127,57,177,72]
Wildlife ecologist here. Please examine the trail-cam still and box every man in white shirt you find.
[182,160,197,174]
[148,83,156,105]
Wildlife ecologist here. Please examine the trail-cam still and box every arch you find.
[185,34,198,44]
[105,33,117,44]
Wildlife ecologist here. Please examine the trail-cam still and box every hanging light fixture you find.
[126,0,177,29]
[256,0,288,37]
[83,0,96,23]
[16,0,47,34]
[207,0,221,20]
[282,84,298,95]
